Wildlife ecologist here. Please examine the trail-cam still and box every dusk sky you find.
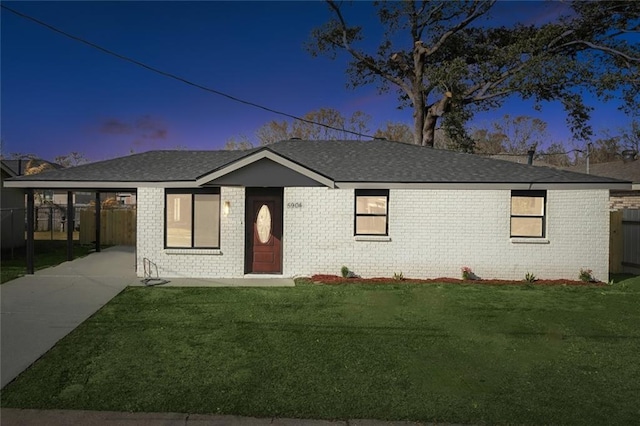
[1,1,636,163]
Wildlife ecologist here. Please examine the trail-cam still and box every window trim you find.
[354,189,389,236]
[510,190,546,238]
[164,188,221,249]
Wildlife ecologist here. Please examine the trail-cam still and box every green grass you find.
[1,241,95,283]
[2,276,640,424]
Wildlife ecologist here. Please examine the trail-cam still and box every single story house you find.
[4,139,631,281]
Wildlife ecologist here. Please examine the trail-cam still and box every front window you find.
[511,190,546,238]
[355,189,389,235]
[165,189,220,248]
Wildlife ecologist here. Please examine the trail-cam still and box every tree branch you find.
[558,40,640,63]
[425,0,495,56]
[326,0,411,93]
[415,2,444,39]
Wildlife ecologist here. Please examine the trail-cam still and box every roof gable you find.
[1,161,17,178]
[202,156,329,187]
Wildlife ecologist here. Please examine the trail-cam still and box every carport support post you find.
[95,191,101,252]
[26,189,35,274]
[67,191,74,261]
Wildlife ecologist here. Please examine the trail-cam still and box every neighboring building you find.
[566,154,640,274]
[5,140,631,281]
[1,160,25,250]
[566,156,640,210]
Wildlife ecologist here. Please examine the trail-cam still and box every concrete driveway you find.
[1,246,138,389]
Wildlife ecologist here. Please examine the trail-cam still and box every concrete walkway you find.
[1,246,138,389]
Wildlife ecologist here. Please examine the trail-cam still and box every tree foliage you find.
[23,159,55,175]
[575,137,624,165]
[472,115,573,165]
[373,121,414,143]
[255,108,371,145]
[54,151,88,168]
[472,115,549,154]
[224,135,254,151]
[538,143,572,167]
[572,119,640,165]
[308,1,639,148]
[620,119,640,154]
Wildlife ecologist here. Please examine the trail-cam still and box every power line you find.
[479,149,583,157]
[1,4,377,140]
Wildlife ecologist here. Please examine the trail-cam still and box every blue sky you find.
[1,1,635,162]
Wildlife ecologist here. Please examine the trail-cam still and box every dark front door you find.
[245,188,283,274]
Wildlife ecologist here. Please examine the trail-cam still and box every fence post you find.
[610,211,623,274]
[49,206,53,241]
[67,191,74,261]
[26,190,35,274]
[95,191,101,252]
[10,209,14,259]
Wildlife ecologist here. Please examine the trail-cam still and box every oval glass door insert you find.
[256,204,272,243]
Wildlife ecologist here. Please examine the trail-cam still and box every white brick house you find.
[5,140,631,281]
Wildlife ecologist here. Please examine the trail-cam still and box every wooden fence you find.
[610,210,640,273]
[79,208,136,246]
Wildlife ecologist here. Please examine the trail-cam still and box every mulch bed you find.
[310,274,605,287]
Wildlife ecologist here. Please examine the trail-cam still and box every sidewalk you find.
[0,409,442,425]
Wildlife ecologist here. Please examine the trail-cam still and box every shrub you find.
[341,266,349,278]
[524,272,536,283]
[579,268,593,282]
[461,266,473,280]
[393,272,404,281]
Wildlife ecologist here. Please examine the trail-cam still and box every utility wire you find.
[1,4,377,140]
[484,149,583,157]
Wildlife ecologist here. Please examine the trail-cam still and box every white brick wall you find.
[136,186,245,278]
[283,188,609,281]
[137,186,610,281]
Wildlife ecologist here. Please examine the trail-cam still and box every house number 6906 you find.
[287,202,303,209]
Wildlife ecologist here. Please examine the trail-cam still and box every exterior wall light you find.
[223,201,231,216]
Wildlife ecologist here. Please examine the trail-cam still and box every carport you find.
[5,179,136,273]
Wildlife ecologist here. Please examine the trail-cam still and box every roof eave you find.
[335,181,632,190]
[3,180,198,189]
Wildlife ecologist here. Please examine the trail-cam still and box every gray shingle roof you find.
[268,140,624,184]
[7,140,629,185]
[10,150,252,182]
[564,160,639,184]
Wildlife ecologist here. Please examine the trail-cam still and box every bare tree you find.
[374,121,414,143]
[620,120,640,153]
[538,143,572,167]
[224,135,254,151]
[255,108,371,145]
[54,151,88,168]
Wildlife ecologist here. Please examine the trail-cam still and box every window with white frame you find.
[355,189,389,235]
[510,190,546,238]
[165,189,220,248]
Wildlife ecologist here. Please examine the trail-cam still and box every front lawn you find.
[1,241,94,283]
[2,277,640,424]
